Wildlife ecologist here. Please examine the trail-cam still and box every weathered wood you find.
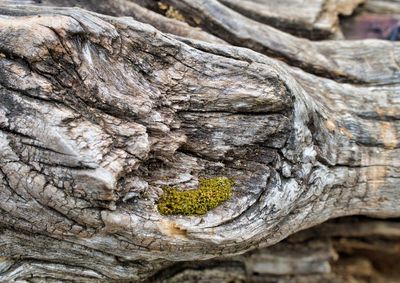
[39,0,227,44]
[162,0,400,84]
[0,2,399,282]
[364,0,400,13]
[217,0,363,40]
[145,217,400,282]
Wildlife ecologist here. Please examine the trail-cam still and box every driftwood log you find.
[0,1,399,282]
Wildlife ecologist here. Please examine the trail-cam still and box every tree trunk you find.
[0,1,399,282]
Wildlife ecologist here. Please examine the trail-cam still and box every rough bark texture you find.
[0,1,399,282]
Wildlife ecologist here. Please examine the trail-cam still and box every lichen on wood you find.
[157,177,234,215]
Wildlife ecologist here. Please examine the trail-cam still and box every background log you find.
[0,1,399,282]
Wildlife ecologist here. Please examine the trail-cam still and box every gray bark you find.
[364,0,400,13]
[0,1,399,282]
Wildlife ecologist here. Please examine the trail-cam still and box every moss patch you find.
[158,2,185,22]
[157,177,234,216]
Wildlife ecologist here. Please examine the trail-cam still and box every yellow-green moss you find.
[158,2,186,22]
[157,177,234,216]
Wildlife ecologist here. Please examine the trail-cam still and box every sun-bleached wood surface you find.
[0,1,399,282]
